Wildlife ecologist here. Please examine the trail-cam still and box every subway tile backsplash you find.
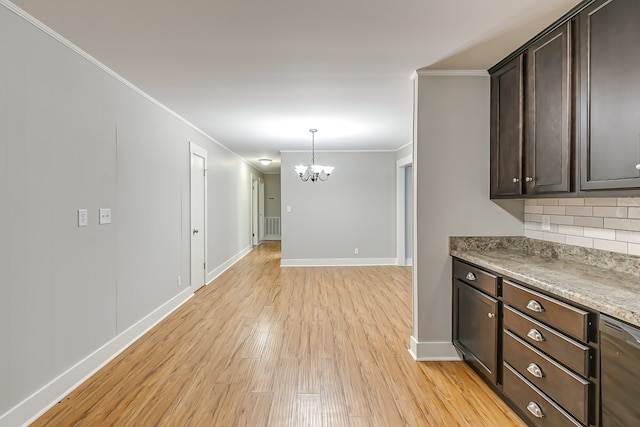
[524,198,640,256]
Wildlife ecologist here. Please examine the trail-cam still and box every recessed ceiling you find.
[8,0,581,173]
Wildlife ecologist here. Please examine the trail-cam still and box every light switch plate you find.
[78,209,88,227]
[541,215,551,231]
[99,208,112,225]
[286,205,292,213]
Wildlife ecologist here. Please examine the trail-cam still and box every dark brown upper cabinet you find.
[526,22,573,195]
[579,0,640,192]
[490,22,573,199]
[490,56,524,198]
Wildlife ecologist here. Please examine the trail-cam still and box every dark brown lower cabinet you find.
[452,278,499,385]
[452,257,599,426]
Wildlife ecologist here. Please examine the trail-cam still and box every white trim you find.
[281,258,397,267]
[0,0,257,170]
[396,155,412,267]
[410,69,488,80]
[280,149,403,153]
[189,141,207,158]
[206,245,253,285]
[395,141,413,152]
[263,236,282,241]
[2,289,193,427]
[408,336,461,361]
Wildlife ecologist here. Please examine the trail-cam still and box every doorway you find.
[190,142,207,291]
[396,154,413,266]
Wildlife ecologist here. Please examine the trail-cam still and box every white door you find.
[190,143,207,291]
[251,177,259,246]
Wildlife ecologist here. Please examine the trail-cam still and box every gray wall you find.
[405,165,413,262]
[0,4,260,423]
[412,72,523,359]
[396,143,413,160]
[264,174,281,218]
[280,151,397,265]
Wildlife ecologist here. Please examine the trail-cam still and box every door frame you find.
[396,154,413,266]
[251,174,259,246]
[190,142,208,289]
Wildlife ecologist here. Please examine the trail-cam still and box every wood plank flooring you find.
[32,241,525,426]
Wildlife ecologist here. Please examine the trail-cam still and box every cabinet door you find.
[491,55,524,198]
[526,22,572,194]
[580,0,640,191]
[453,279,499,385]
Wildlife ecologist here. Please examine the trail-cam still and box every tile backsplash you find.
[524,198,640,256]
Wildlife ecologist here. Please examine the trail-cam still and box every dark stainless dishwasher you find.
[600,315,640,426]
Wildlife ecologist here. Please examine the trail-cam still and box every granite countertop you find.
[450,236,640,328]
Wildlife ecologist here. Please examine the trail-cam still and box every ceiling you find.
[9,0,581,173]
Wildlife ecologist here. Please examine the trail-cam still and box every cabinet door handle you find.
[526,300,544,313]
[525,176,534,182]
[487,313,495,319]
[526,402,544,418]
[526,328,544,342]
[465,272,476,281]
[512,177,520,183]
[527,363,544,378]
[635,164,640,171]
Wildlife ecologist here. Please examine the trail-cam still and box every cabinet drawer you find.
[503,281,589,342]
[503,330,590,425]
[453,259,498,297]
[503,362,582,427]
[503,305,591,377]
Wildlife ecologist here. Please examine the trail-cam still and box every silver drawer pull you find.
[465,272,476,281]
[527,402,544,418]
[527,363,544,378]
[526,328,544,342]
[526,299,545,313]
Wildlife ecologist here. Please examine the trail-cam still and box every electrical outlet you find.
[177,276,182,287]
[541,215,551,231]
[78,209,88,227]
[354,248,359,255]
[99,208,112,225]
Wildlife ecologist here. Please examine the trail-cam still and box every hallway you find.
[33,242,523,426]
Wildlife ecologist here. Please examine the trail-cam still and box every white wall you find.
[411,72,524,360]
[0,4,261,424]
[280,151,397,266]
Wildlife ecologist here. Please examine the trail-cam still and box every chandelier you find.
[294,129,335,182]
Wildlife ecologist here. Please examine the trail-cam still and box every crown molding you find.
[410,69,488,80]
[0,0,261,170]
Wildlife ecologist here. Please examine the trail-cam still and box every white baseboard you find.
[408,336,462,361]
[3,289,193,427]
[405,258,413,266]
[206,245,252,285]
[280,257,398,267]
[263,235,281,241]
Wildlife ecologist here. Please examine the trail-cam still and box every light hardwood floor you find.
[33,241,525,426]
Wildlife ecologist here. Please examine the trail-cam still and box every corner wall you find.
[411,71,524,360]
